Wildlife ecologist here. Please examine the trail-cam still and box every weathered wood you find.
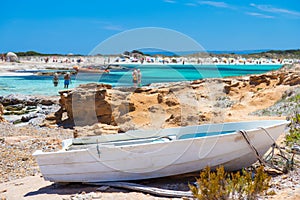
[89,181,193,198]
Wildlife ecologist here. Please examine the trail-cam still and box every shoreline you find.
[0,63,283,78]
[0,60,285,97]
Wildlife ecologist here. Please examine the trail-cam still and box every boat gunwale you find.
[70,120,289,146]
[33,120,289,155]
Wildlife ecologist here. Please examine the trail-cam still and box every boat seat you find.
[177,130,236,140]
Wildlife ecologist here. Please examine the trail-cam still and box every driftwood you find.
[87,181,193,198]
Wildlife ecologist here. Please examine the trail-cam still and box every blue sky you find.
[0,0,299,54]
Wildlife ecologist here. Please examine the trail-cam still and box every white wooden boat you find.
[33,120,289,183]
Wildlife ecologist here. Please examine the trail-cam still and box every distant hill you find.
[3,49,300,58]
[264,49,300,55]
[248,49,300,59]
[13,51,83,57]
[139,48,300,58]
[139,48,271,56]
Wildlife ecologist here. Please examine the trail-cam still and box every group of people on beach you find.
[132,68,142,87]
[53,69,141,89]
[53,72,71,88]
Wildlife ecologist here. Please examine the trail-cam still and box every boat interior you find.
[65,120,288,150]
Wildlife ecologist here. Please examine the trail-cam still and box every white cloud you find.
[198,1,230,8]
[250,3,300,17]
[89,20,124,31]
[185,3,198,7]
[164,0,176,3]
[103,24,124,31]
[245,12,275,19]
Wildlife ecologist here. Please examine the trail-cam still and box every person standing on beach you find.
[64,72,71,88]
[137,69,142,87]
[53,73,59,87]
[1,54,5,62]
[132,69,138,87]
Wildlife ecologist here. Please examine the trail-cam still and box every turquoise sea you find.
[0,64,282,96]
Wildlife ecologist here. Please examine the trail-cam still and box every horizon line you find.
[1,48,300,56]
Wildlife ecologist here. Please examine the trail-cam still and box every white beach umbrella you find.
[6,52,18,62]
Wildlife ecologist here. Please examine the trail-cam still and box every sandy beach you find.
[0,122,299,200]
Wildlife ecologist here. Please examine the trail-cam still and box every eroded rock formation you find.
[52,64,300,134]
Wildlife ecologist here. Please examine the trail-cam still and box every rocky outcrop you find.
[73,123,120,138]
[223,65,300,95]
[55,83,112,126]
[0,95,59,125]
[279,73,300,86]
[54,82,209,131]
[51,64,300,134]
[249,75,272,86]
[0,94,57,107]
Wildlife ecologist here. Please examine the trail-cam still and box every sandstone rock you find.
[0,103,4,115]
[157,94,163,103]
[73,123,120,137]
[165,114,181,126]
[21,113,38,122]
[277,73,286,85]
[118,102,135,116]
[199,113,209,122]
[57,86,112,126]
[0,103,5,122]
[165,97,179,107]
[39,99,55,106]
[249,75,271,86]
[133,87,152,93]
[78,83,112,90]
[282,74,300,86]
[148,105,161,113]
[45,113,57,121]
[224,82,239,94]
[152,88,170,95]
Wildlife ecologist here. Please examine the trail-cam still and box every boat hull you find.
[33,120,289,182]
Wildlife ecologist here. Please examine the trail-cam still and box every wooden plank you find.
[88,181,193,198]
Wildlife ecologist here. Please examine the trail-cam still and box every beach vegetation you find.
[131,49,144,55]
[14,51,83,57]
[286,112,300,146]
[189,166,271,200]
[247,49,300,59]
[266,49,300,55]
[287,94,300,102]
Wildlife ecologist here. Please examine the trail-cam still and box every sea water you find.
[0,64,282,96]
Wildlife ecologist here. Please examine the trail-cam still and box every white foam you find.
[0,72,34,76]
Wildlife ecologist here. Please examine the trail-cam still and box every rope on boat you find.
[259,127,297,172]
[259,127,286,157]
[240,128,296,173]
[238,130,267,166]
[96,139,101,158]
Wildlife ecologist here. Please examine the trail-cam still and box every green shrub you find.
[189,166,271,200]
[286,113,300,146]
